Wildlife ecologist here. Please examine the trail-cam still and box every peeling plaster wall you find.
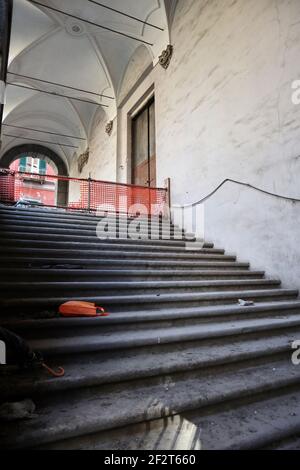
[153,0,300,289]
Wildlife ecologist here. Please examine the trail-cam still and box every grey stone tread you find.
[0,247,235,261]
[1,358,300,449]
[50,386,300,451]
[4,300,300,330]
[1,328,299,400]
[0,279,280,292]
[27,313,300,355]
[0,239,222,254]
[1,288,297,310]
[0,231,209,247]
[0,206,169,222]
[0,213,175,226]
[0,268,265,280]
[0,223,188,238]
[186,387,300,450]
[0,222,193,237]
[0,257,250,269]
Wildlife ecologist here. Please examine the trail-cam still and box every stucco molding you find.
[105,120,113,136]
[77,147,90,174]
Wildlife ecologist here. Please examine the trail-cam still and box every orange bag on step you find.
[59,301,109,318]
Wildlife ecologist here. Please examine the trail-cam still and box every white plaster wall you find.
[152,0,300,290]
[70,109,117,182]
[74,0,300,290]
[118,45,152,105]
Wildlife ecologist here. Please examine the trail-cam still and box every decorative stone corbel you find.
[159,45,173,70]
[77,148,89,174]
[105,120,113,136]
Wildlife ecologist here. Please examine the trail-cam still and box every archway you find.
[0,144,69,207]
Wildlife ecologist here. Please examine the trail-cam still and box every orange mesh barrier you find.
[0,169,168,216]
[0,169,15,203]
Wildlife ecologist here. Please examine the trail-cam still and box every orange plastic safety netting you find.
[0,169,168,216]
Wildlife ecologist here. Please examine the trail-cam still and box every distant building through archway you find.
[0,144,69,207]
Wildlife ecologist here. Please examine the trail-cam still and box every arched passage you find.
[0,144,69,206]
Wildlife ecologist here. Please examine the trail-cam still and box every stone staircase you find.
[1,205,300,450]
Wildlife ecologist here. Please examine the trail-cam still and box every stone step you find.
[0,224,196,241]
[39,384,300,451]
[181,386,300,450]
[0,218,183,236]
[4,300,300,336]
[0,268,266,281]
[1,323,299,400]
[0,213,178,230]
[0,231,210,251]
[0,247,235,262]
[1,356,299,450]
[0,279,281,298]
[3,288,293,312]
[0,238,221,254]
[19,311,300,354]
[0,206,169,223]
[0,257,250,270]
[0,230,211,248]
[0,219,190,233]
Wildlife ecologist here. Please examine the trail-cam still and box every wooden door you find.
[132,98,156,187]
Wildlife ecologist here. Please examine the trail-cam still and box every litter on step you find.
[59,301,109,317]
[238,299,255,307]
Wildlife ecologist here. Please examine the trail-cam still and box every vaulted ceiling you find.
[1,0,177,169]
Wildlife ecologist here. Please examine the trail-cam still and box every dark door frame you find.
[131,96,155,188]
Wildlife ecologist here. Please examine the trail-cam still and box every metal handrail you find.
[178,178,300,208]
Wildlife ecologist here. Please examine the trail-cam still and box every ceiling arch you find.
[1,143,68,175]
[1,0,177,167]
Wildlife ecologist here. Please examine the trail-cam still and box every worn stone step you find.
[0,213,178,231]
[2,288,297,312]
[0,224,196,241]
[38,384,300,451]
[3,288,294,312]
[0,221,191,236]
[181,386,300,450]
[20,311,300,355]
[1,357,300,450]
[0,268,265,281]
[0,279,281,298]
[1,324,299,400]
[4,300,300,337]
[0,257,250,270]
[0,247,235,262]
[0,238,221,255]
[0,219,184,237]
[0,230,211,248]
[0,206,170,223]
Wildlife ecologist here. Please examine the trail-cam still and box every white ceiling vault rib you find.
[1,0,174,168]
